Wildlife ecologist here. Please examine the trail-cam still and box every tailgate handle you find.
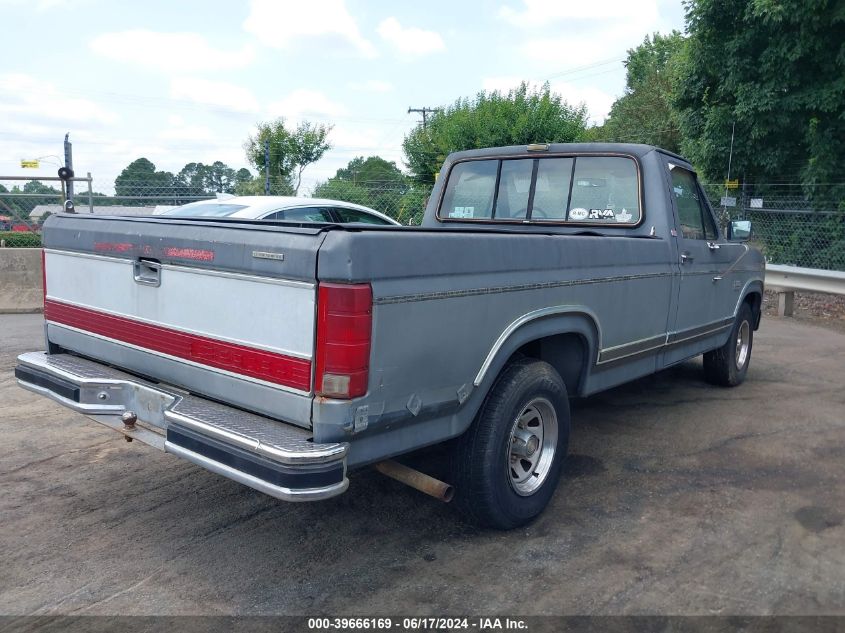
[133,259,161,287]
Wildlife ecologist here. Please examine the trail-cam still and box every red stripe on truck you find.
[44,299,312,391]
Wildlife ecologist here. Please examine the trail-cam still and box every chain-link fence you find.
[701,183,845,271]
[0,177,57,247]
[3,175,843,272]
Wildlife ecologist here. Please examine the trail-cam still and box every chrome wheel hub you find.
[735,320,750,369]
[507,397,558,496]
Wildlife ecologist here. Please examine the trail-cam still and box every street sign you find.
[20,159,39,168]
[725,179,739,189]
[720,196,737,207]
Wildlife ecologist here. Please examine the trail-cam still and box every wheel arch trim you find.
[735,279,764,317]
[473,305,602,388]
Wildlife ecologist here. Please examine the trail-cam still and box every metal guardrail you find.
[765,264,845,316]
[766,264,845,295]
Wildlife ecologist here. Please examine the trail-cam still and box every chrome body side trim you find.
[476,308,740,379]
[597,334,666,364]
[376,272,669,305]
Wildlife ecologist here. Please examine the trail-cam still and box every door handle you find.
[133,259,161,287]
[707,241,720,251]
[681,252,694,264]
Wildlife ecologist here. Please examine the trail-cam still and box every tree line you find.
[10,0,840,228]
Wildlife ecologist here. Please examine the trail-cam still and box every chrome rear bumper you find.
[15,352,348,501]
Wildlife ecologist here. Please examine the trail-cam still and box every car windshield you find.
[163,203,248,217]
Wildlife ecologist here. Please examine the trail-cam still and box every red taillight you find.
[315,282,372,399]
[41,248,47,310]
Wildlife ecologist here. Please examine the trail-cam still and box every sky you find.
[0,0,687,193]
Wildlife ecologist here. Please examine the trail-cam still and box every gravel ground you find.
[1,313,844,616]
[764,290,845,333]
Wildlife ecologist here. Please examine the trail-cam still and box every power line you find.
[542,57,625,81]
[407,107,441,130]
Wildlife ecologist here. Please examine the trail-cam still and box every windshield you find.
[162,203,248,217]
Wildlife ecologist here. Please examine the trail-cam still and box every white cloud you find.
[482,76,615,124]
[89,30,256,72]
[157,123,214,142]
[349,80,394,93]
[501,0,667,73]
[267,89,347,120]
[169,77,260,113]
[0,73,118,126]
[499,0,657,25]
[243,0,376,58]
[376,17,445,59]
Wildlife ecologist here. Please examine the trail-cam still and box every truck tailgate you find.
[41,214,325,428]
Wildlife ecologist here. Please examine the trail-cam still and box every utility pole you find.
[63,133,74,200]
[408,106,440,130]
[264,138,270,195]
[722,121,736,220]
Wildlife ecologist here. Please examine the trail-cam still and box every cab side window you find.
[670,168,717,240]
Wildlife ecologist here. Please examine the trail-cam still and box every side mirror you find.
[728,219,751,241]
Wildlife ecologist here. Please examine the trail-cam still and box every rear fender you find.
[471,307,601,403]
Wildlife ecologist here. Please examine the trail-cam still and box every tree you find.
[175,162,207,195]
[114,158,175,200]
[244,118,332,195]
[595,32,686,152]
[235,168,252,189]
[2,181,62,218]
[673,0,845,186]
[402,82,589,184]
[330,156,407,187]
[174,162,250,195]
[313,156,409,216]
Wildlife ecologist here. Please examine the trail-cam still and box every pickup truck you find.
[15,143,764,529]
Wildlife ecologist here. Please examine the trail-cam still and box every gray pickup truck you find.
[16,143,764,528]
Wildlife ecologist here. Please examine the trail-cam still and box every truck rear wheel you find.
[703,303,754,387]
[451,358,570,529]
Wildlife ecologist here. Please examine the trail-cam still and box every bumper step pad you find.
[16,352,348,501]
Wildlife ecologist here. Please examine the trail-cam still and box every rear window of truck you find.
[438,155,641,225]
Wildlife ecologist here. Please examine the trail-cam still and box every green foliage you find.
[114,158,175,196]
[673,0,845,185]
[594,32,686,152]
[22,181,61,195]
[746,209,845,270]
[244,118,332,195]
[0,181,61,219]
[313,156,409,216]
[625,31,686,91]
[111,158,252,204]
[313,179,371,207]
[402,82,588,184]
[396,186,430,225]
[175,162,252,195]
[0,231,41,247]
[330,156,407,187]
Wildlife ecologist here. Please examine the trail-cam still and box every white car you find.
[159,196,401,225]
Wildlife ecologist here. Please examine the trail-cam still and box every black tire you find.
[703,303,754,387]
[451,358,570,529]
